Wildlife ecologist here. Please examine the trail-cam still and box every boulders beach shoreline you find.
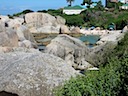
[0,12,128,96]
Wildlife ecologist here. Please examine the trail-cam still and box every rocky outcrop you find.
[45,34,93,70]
[25,12,57,27]
[25,12,70,33]
[0,51,76,96]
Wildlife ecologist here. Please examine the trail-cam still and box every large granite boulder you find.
[25,12,57,28]
[25,12,68,33]
[45,34,92,70]
[0,51,76,96]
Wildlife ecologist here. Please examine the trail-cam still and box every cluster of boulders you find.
[0,13,79,96]
[0,15,37,50]
[25,12,82,34]
[0,12,82,34]
[25,12,70,33]
[0,12,127,96]
[45,34,93,70]
[44,34,118,68]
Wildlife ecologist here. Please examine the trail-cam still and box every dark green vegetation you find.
[55,32,128,96]
[12,9,34,17]
[106,1,123,9]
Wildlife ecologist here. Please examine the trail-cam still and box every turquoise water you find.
[79,35,100,44]
[79,35,100,48]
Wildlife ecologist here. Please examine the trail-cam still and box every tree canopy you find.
[81,0,92,8]
[66,0,74,6]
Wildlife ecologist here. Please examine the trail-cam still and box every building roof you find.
[122,4,128,6]
[64,5,84,10]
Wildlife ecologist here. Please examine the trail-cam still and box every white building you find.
[121,4,128,9]
[63,5,85,15]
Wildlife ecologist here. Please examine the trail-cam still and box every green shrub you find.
[62,15,84,26]
[47,9,63,16]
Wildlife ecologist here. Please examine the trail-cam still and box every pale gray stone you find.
[0,51,76,96]
[45,34,92,70]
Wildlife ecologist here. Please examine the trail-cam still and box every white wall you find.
[121,6,128,9]
[63,9,84,15]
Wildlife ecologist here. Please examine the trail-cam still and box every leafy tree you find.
[63,15,84,26]
[94,0,104,11]
[46,9,63,16]
[82,0,92,5]
[81,0,92,8]
[106,0,123,9]
[66,0,74,6]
